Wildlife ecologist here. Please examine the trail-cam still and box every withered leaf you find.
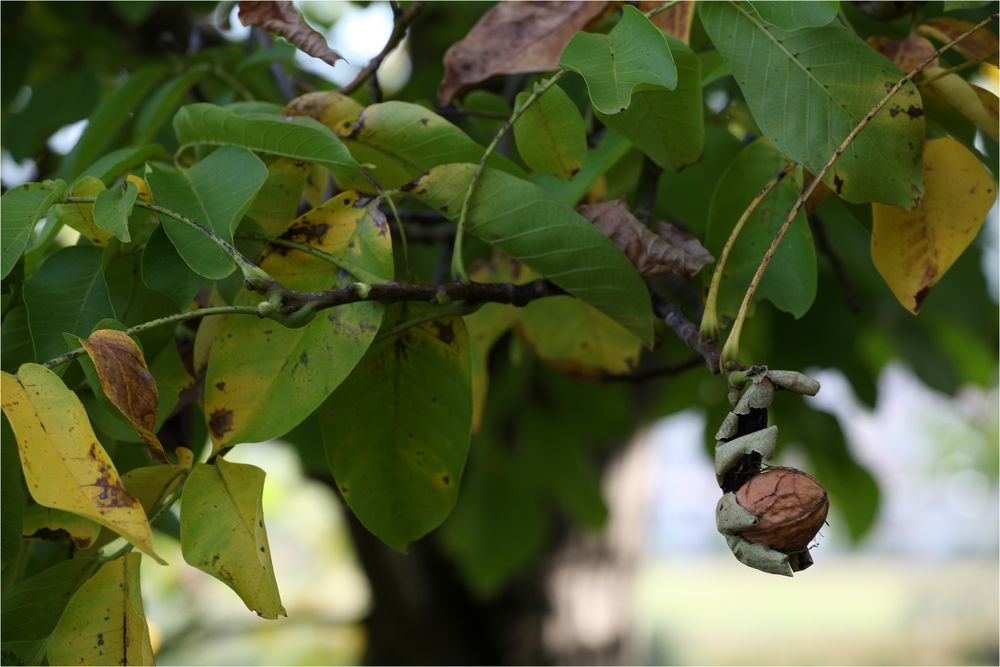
[238,1,345,67]
[642,0,695,43]
[867,34,938,72]
[81,330,166,463]
[577,199,714,278]
[918,18,998,65]
[438,1,609,106]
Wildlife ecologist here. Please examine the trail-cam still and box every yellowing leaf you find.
[924,66,999,140]
[0,364,163,563]
[519,296,643,377]
[81,329,166,463]
[22,505,101,550]
[51,176,114,246]
[127,175,152,203]
[180,458,285,619]
[872,137,996,313]
[47,553,154,667]
[918,17,998,65]
[284,91,363,132]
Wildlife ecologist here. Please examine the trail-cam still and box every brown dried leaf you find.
[918,18,998,65]
[238,1,345,67]
[81,330,166,463]
[438,1,610,106]
[867,34,938,72]
[577,199,714,277]
[641,0,694,43]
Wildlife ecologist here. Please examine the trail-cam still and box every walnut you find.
[734,467,829,553]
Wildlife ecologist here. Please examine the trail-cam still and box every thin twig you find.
[809,214,862,314]
[721,12,999,370]
[701,163,792,341]
[253,28,296,101]
[339,1,424,95]
[653,296,721,373]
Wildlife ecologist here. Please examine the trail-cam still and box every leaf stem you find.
[700,163,792,341]
[720,11,998,371]
[44,305,260,369]
[645,0,684,20]
[452,70,568,281]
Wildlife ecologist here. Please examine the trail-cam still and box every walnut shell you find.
[735,467,829,553]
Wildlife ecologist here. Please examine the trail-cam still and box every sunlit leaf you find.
[700,0,926,208]
[871,137,996,313]
[47,553,153,666]
[322,304,472,552]
[560,5,678,114]
[205,192,391,451]
[0,179,67,279]
[180,458,285,619]
[0,364,162,562]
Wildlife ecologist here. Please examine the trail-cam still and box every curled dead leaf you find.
[238,1,345,67]
[868,34,938,72]
[438,1,610,106]
[577,199,714,278]
[81,330,166,463]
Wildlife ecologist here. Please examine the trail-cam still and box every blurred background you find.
[2,1,997,664]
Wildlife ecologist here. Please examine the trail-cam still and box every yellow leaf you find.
[51,177,114,246]
[81,329,167,463]
[127,174,152,203]
[47,553,154,666]
[284,90,363,132]
[0,364,164,563]
[180,458,285,618]
[924,66,999,141]
[871,137,996,313]
[22,505,101,550]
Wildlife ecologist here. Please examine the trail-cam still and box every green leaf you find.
[180,458,285,619]
[205,192,391,451]
[322,304,473,552]
[1,557,100,646]
[532,130,633,206]
[597,33,704,172]
[746,0,839,30]
[173,103,360,178]
[339,101,524,190]
[1,180,67,279]
[59,65,166,180]
[1,417,25,567]
[23,246,116,363]
[140,224,209,308]
[437,442,548,599]
[408,164,654,345]
[1,306,34,373]
[145,145,268,279]
[559,5,678,114]
[705,139,817,318]
[73,144,165,187]
[132,63,212,145]
[92,181,138,243]
[699,1,925,208]
[48,553,153,666]
[513,81,587,179]
[51,177,114,247]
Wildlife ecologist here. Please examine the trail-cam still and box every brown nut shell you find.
[735,467,829,553]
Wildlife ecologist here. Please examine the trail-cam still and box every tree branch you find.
[339,1,424,95]
[808,214,862,313]
[653,296,721,373]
